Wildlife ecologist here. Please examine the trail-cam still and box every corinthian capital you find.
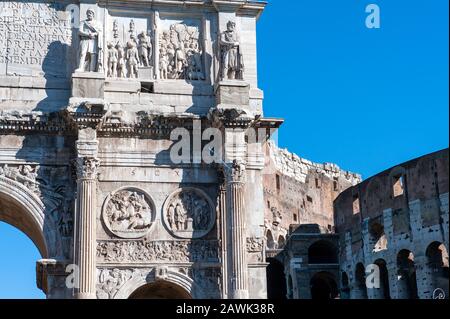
[224,159,246,184]
[76,157,100,180]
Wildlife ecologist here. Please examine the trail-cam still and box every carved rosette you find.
[102,187,155,239]
[163,188,215,239]
[76,157,100,180]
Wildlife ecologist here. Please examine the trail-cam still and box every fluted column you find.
[225,160,248,299]
[218,181,229,298]
[74,132,99,299]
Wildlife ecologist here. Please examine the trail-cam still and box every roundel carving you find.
[163,188,215,239]
[102,187,155,239]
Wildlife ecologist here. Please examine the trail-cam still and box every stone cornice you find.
[0,111,73,135]
[0,108,279,138]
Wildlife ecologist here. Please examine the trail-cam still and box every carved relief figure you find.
[164,189,215,238]
[158,23,204,80]
[126,41,140,78]
[97,240,219,263]
[76,9,103,72]
[107,42,118,77]
[159,48,169,79]
[107,20,154,78]
[103,189,154,238]
[97,268,133,299]
[138,31,152,67]
[219,21,244,80]
[116,42,126,78]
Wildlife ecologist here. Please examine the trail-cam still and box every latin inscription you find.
[0,1,73,76]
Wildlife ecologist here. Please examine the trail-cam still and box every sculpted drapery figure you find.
[219,21,244,80]
[76,9,103,72]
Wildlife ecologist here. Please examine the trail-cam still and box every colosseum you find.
[0,0,448,300]
[264,145,448,299]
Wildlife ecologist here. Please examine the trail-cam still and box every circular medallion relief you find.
[163,188,215,239]
[102,187,155,239]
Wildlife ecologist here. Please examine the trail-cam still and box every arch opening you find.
[0,222,46,298]
[266,257,287,299]
[340,272,350,299]
[277,236,285,249]
[396,249,418,299]
[128,280,192,299]
[0,191,48,258]
[426,242,449,297]
[373,259,390,299]
[310,271,338,300]
[369,221,387,252]
[354,263,368,299]
[266,230,276,250]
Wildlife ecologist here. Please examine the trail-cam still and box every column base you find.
[230,290,249,299]
[74,292,97,299]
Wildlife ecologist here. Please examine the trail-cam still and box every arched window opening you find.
[310,271,338,300]
[354,263,368,299]
[396,250,418,299]
[266,258,287,300]
[373,259,390,299]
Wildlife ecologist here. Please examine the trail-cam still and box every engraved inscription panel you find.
[0,1,73,77]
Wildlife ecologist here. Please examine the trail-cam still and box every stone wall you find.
[334,149,449,299]
[262,141,361,252]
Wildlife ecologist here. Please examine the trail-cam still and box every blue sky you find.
[0,0,448,298]
[258,0,449,178]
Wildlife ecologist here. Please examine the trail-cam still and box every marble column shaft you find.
[225,161,248,299]
[74,155,99,299]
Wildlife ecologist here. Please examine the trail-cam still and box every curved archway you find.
[277,235,286,249]
[369,221,387,252]
[0,222,45,298]
[426,241,449,297]
[266,229,276,250]
[310,271,338,300]
[266,258,287,299]
[114,270,196,299]
[340,272,350,299]
[0,179,49,258]
[373,259,390,299]
[308,240,338,264]
[129,281,192,299]
[354,263,368,299]
[396,249,418,299]
[0,176,63,258]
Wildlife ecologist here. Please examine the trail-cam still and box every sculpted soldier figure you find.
[116,42,126,78]
[219,21,244,80]
[138,31,152,67]
[126,41,140,78]
[76,9,103,72]
[107,42,118,77]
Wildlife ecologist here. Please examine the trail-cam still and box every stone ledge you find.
[153,80,214,96]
